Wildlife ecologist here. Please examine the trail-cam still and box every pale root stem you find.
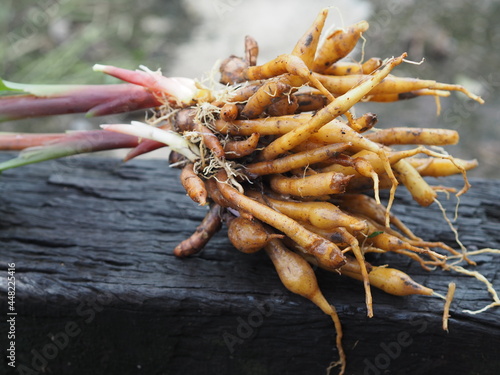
[433,197,475,266]
[442,282,456,332]
[448,248,500,259]
[100,122,199,162]
[343,228,373,317]
[434,95,442,116]
[463,301,500,315]
[433,199,500,314]
[450,266,500,314]
[385,177,397,227]
[402,57,425,65]
[433,291,446,300]
[363,246,436,271]
[407,239,461,258]
[430,82,484,104]
[371,171,381,205]
[424,146,471,196]
[325,306,346,375]
[454,195,460,222]
[359,34,367,63]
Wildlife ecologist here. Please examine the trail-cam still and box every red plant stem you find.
[123,139,166,161]
[0,133,67,150]
[0,84,161,121]
[57,130,141,152]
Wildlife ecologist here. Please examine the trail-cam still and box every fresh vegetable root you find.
[173,204,223,257]
[341,260,434,297]
[244,142,351,177]
[316,73,484,103]
[227,216,283,253]
[214,170,346,270]
[321,57,382,76]
[180,162,208,205]
[0,7,492,375]
[244,55,334,101]
[264,237,346,374]
[313,20,369,73]
[365,127,459,145]
[260,53,406,161]
[240,80,292,119]
[223,133,260,159]
[269,171,353,197]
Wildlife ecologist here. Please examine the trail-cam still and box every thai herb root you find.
[1,8,498,375]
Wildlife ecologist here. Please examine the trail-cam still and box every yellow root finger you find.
[362,89,451,102]
[223,133,260,159]
[244,142,350,177]
[261,54,407,161]
[213,113,312,136]
[333,193,420,241]
[365,127,459,146]
[313,20,369,72]
[292,8,328,68]
[342,264,433,297]
[265,237,346,375]
[215,171,346,269]
[407,157,478,177]
[256,193,367,233]
[180,163,208,206]
[393,159,437,207]
[241,79,292,119]
[269,172,353,197]
[244,54,334,101]
[320,57,382,76]
[317,74,484,103]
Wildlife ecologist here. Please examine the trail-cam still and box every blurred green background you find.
[1,0,499,177]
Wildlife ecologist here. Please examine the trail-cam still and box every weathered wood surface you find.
[0,153,499,375]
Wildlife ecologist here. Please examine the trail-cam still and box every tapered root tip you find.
[396,52,408,63]
[355,20,370,32]
[468,92,485,104]
[457,84,485,104]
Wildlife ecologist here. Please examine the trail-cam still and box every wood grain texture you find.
[0,153,499,375]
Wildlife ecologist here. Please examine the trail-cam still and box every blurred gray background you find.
[1,0,499,177]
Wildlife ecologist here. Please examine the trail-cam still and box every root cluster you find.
[1,6,498,374]
[127,9,490,374]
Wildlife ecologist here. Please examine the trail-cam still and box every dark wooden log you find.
[0,153,499,375]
